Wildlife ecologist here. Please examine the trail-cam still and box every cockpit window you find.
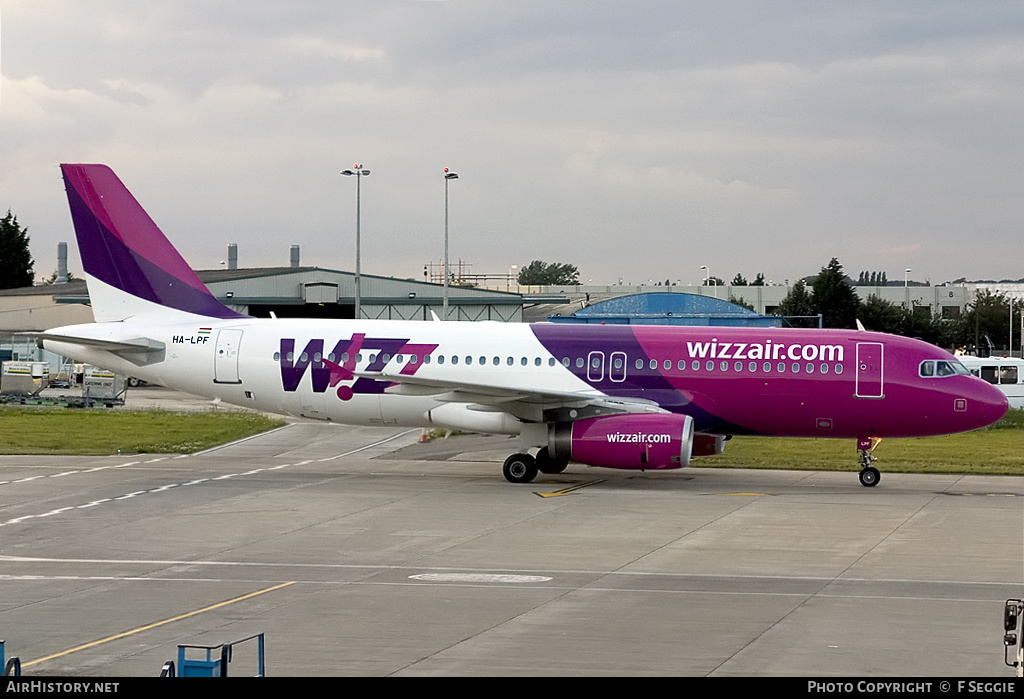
[920,360,972,378]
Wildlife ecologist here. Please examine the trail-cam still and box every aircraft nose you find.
[967,378,1009,429]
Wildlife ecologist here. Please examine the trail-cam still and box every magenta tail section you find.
[60,164,247,319]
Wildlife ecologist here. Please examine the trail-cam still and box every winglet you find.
[60,164,247,321]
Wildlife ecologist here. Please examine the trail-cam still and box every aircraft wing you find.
[358,369,667,423]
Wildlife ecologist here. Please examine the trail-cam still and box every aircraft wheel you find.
[859,467,880,488]
[535,447,569,474]
[503,453,538,484]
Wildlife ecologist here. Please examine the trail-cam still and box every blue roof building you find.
[547,292,781,327]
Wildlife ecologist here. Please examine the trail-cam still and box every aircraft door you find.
[214,329,243,384]
[855,342,884,398]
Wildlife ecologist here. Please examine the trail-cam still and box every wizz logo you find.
[280,335,437,401]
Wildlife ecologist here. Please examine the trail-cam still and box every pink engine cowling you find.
[550,414,695,470]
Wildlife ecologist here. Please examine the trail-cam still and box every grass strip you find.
[698,410,1024,476]
[0,406,286,455]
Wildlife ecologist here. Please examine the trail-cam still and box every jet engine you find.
[549,413,695,470]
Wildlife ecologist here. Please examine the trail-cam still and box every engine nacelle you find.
[550,414,695,470]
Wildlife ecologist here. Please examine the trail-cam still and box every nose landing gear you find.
[857,437,881,487]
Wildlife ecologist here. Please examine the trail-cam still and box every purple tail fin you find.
[60,164,247,320]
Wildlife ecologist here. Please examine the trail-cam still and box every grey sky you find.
[3,1,1023,286]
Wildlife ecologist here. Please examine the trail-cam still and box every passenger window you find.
[300,352,308,362]
[341,352,349,362]
[423,355,430,364]
[692,360,700,371]
[735,362,743,372]
[650,359,657,370]
[720,361,728,371]
[763,362,771,372]
[409,355,418,364]
[396,355,404,364]
[748,361,757,372]
[535,358,542,366]
[806,363,813,373]
[835,364,843,374]
[480,356,486,365]
[1001,367,1018,384]
[437,355,445,365]
[273,352,281,361]
[562,357,570,367]
[791,362,799,373]
[451,356,458,365]
[636,359,644,370]
[493,357,500,366]
[664,360,671,370]
[465,356,472,365]
[507,357,514,366]
[777,362,786,372]
[677,360,686,370]
[521,357,528,366]
[980,366,998,384]
[548,358,556,367]
[313,352,322,362]
[705,361,714,371]
[576,358,585,368]
[820,364,829,374]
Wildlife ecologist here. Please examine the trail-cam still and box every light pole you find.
[700,265,709,287]
[443,168,458,319]
[905,267,912,310]
[341,165,370,320]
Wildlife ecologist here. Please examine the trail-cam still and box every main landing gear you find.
[502,448,570,484]
[502,453,537,484]
[857,437,881,487]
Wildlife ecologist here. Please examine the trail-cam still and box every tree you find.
[750,272,766,286]
[42,270,78,284]
[728,295,754,311]
[775,280,817,327]
[731,273,748,286]
[0,210,34,289]
[517,260,579,286]
[952,288,1021,354]
[812,258,860,329]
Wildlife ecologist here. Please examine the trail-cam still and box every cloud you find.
[3,2,1024,285]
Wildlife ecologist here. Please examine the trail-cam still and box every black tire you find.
[859,466,880,487]
[535,447,569,474]
[502,453,538,484]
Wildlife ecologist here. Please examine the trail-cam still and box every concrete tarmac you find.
[0,415,1022,676]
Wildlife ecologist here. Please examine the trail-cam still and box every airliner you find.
[39,164,1008,487]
